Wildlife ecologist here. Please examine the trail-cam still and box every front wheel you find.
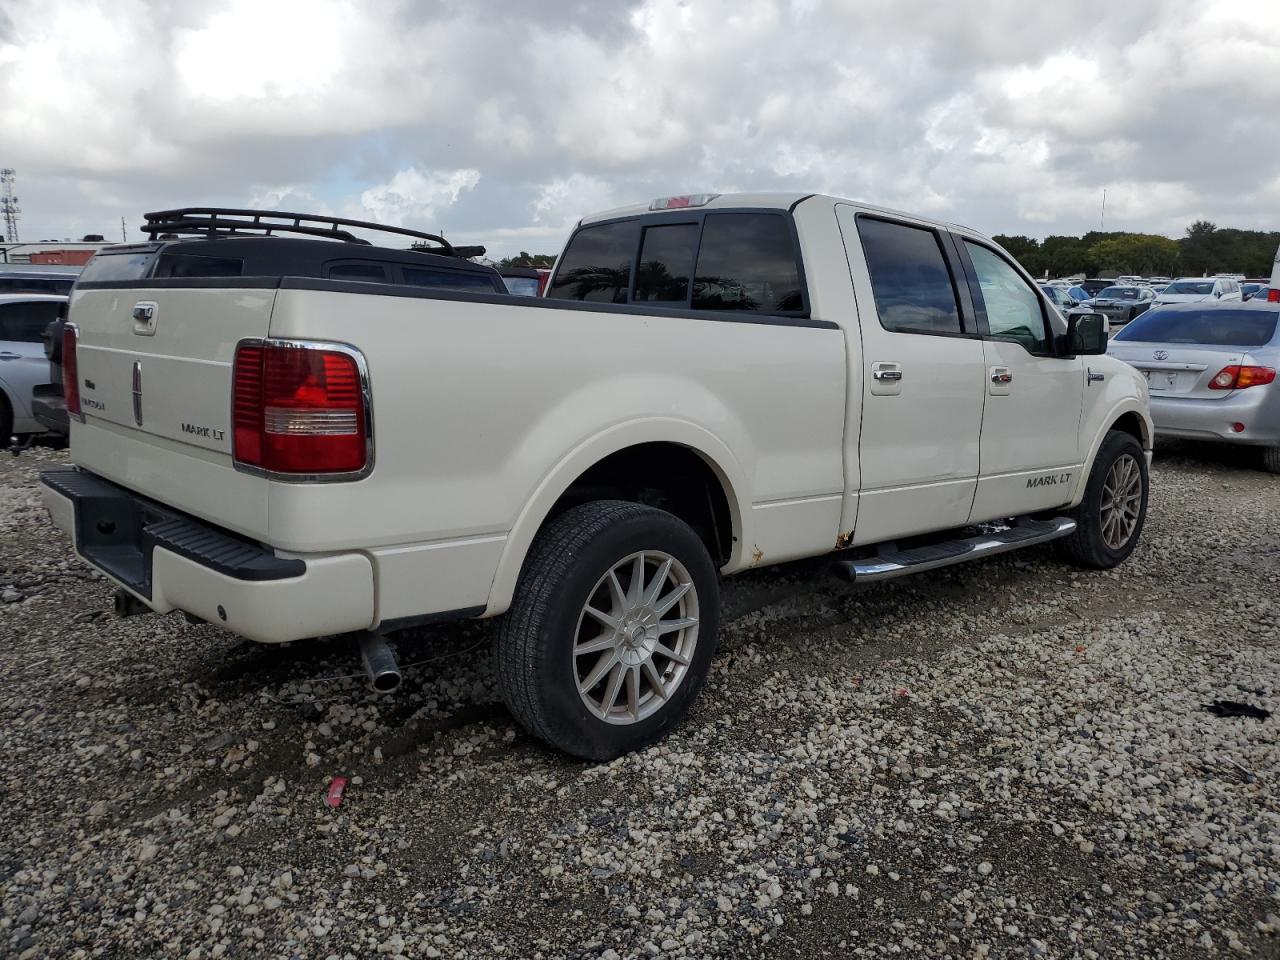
[495,500,720,760]
[1057,430,1149,569]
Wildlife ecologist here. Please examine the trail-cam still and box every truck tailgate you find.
[68,285,275,539]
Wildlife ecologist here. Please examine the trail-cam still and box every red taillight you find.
[232,341,369,476]
[1207,364,1277,390]
[1268,288,1280,303]
[62,325,82,420]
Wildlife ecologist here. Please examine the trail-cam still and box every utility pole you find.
[1100,188,1107,232]
[121,217,127,243]
[0,169,19,243]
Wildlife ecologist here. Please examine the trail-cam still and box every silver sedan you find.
[0,293,64,447]
[1106,300,1280,471]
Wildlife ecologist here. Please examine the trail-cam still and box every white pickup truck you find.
[42,197,1152,759]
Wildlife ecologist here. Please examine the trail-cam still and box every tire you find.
[0,394,12,451]
[1057,430,1148,569]
[495,500,720,761]
[1261,447,1280,474]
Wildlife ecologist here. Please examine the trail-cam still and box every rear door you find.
[836,207,986,545]
[955,237,1085,520]
[0,299,61,423]
[69,277,276,538]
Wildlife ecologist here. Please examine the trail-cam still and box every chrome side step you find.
[835,516,1077,583]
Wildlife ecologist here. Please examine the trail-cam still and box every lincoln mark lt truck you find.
[42,196,1152,759]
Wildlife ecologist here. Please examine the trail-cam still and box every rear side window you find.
[403,268,501,292]
[634,223,698,304]
[78,252,155,283]
[327,262,387,282]
[857,218,963,335]
[547,221,638,303]
[1114,307,1279,347]
[154,253,243,278]
[0,277,74,294]
[0,300,62,343]
[692,213,803,312]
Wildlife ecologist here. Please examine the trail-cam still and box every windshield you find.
[1114,306,1278,346]
[503,276,541,297]
[1097,286,1140,300]
[1163,280,1214,295]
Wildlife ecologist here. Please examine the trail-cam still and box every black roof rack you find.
[140,208,485,258]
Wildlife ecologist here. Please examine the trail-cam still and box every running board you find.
[835,517,1077,583]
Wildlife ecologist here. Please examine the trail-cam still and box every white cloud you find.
[1,0,1278,254]
[357,167,480,227]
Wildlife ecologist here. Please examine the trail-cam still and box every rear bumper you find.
[1149,392,1280,445]
[40,466,375,644]
[30,388,69,436]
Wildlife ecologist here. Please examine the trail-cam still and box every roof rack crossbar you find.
[140,208,484,258]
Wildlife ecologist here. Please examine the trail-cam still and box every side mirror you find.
[1065,312,1108,356]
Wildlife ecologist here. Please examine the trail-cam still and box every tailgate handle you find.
[132,301,158,336]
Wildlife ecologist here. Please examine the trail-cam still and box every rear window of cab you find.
[546,211,806,315]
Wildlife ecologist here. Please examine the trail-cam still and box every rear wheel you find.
[1262,447,1280,474]
[0,394,12,450]
[1057,430,1148,569]
[495,500,720,760]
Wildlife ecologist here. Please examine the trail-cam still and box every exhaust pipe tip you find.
[356,631,402,694]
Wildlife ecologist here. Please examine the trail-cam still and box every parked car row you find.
[0,266,78,449]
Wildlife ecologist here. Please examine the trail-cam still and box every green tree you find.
[499,251,556,269]
[1086,234,1180,277]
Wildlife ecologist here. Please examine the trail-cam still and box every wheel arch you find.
[484,420,749,617]
[1070,401,1153,507]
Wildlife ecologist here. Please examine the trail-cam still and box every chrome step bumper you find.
[835,516,1077,582]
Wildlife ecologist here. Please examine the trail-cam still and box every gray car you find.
[1107,300,1280,471]
[0,293,64,447]
[1088,284,1155,326]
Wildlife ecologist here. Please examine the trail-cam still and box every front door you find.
[953,238,1085,520]
[836,206,986,545]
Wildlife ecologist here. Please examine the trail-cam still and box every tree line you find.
[994,221,1279,280]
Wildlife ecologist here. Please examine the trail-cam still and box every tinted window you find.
[547,221,637,303]
[1113,307,1278,346]
[154,253,243,278]
[402,268,500,292]
[634,223,698,304]
[692,213,803,313]
[1097,286,1140,300]
[1164,280,1214,295]
[858,218,962,335]
[0,277,74,294]
[327,262,387,282]
[965,241,1049,353]
[0,300,62,343]
[78,252,155,283]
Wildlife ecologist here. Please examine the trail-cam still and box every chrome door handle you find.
[0,352,20,360]
[1087,368,1105,384]
[873,369,903,382]
[991,370,1013,384]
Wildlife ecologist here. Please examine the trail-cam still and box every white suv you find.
[1157,276,1243,305]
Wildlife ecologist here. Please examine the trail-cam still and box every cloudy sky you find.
[1,0,1277,257]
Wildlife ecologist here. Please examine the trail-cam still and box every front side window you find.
[634,223,698,304]
[0,300,62,343]
[965,241,1049,354]
[692,213,804,312]
[546,221,638,303]
[858,217,963,335]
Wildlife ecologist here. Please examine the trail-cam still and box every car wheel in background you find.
[495,500,720,761]
[1262,447,1280,474]
[1057,429,1149,569]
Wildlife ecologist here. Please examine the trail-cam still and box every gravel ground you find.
[1,443,1278,959]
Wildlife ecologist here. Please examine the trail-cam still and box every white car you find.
[0,293,64,447]
[41,197,1153,759]
[1157,277,1243,305]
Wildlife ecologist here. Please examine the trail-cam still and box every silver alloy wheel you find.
[1101,453,1142,549]
[573,550,700,725]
